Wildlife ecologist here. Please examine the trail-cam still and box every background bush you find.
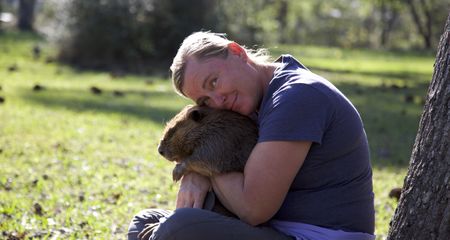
[55,0,219,73]
[7,0,446,72]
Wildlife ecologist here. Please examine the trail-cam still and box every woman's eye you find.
[211,78,218,89]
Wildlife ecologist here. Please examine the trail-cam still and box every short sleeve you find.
[258,83,335,144]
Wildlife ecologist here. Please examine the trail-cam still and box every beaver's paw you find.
[172,163,186,181]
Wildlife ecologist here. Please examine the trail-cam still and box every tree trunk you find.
[405,0,433,49]
[379,1,399,48]
[0,0,3,30]
[17,0,36,31]
[386,12,450,240]
[276,0,288,44]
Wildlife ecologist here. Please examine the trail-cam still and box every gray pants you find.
[127,208,294,240]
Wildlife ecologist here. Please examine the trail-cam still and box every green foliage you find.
[216,0,280,45]
[0,31,435,239]
[60,0,142,65]
[54,0,218,72]
[148,0,220,58]
[26,0,447,72]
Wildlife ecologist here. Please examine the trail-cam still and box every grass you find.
[0,31,435,239]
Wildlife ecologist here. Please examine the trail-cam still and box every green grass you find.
[0,31,435,239]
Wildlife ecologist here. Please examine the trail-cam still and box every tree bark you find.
[17,0,36,31]
[386,12,450,240]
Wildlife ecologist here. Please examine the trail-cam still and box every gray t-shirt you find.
[257,55,375,234]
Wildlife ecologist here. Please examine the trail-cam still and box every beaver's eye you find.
[203,98,211,107]
[197,96,209,107]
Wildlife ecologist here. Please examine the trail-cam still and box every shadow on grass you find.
[310,66,431,84]
[19,80,427,169]
[0,30,43,42]
[335,82,427,169]
[19,87,185,124]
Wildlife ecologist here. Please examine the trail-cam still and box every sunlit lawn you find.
[0,31,434,239]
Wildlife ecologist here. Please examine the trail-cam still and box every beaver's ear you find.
[189,109,205,122]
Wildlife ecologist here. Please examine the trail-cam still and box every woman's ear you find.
[228,42,247,60]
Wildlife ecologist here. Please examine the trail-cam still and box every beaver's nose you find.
[157,144,165,156]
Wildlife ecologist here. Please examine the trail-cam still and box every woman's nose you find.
[209,92,226,108]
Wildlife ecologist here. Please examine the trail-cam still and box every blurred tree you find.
[0,0,3,31]
[296,0,374,48]
[216,0,279,45]
[42,0,449,71]
[402,0,449,49]
[276,0,289,44]
[375,0,401,47]
[286,0,448,49]
[149,0,219,59]
[404,0,433,49]
[386,12,450,239]
[58,1,137,69]
[56,0,219,72]
[17,0,36,31]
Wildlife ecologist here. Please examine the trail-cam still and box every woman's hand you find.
[176,172,211,209]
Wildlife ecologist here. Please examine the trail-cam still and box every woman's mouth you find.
[230,93,237,112]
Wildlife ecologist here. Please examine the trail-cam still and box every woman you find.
[128,31,375,240]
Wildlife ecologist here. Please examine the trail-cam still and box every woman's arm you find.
[211,140,311,226]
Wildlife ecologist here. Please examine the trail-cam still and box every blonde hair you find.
[170,31,271,96]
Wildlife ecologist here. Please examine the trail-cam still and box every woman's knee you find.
[150,208,292,240]
[152,208,222,240]
[127,209,172,240]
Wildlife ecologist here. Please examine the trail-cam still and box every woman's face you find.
[182,46,264,116]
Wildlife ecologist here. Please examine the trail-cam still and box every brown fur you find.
[158,105,258,181]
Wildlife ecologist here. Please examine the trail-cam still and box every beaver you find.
[158,105,258,181]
